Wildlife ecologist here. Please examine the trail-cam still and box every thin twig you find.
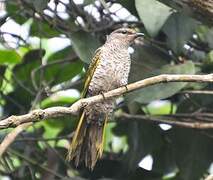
[16,134,72,142]
[117,112,213,129]
[8,149,65,179]
[180,90,213,95]
[0,122,32,157]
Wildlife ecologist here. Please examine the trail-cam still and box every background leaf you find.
[0,50,21,65]
[135,0,173,37]
[70,31,101,63]
[127,61,195,103]
[163,13,198,54]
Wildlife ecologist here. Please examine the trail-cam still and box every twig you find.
[16,134,72,142]
[0,73,213,157]
[180,90,213,95]
[117,112,213,129]
[0,122,32,157]
[8,149,65,179]
[31,56,78,90]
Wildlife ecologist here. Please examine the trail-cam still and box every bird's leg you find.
[123,85,128,93]
[118,79,129,93]
[98,90,106,101]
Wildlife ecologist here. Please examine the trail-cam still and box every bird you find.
[67,27,144,170]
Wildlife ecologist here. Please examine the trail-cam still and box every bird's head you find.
[106,28,144,47]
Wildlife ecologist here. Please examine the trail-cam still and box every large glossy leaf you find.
[163,13,198,54]
[126,61,195,104]
[0,50,21,65]
[135,0,173,37]
[70,30,101,63]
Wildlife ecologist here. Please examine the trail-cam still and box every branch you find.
[157,0,213,25]
[0,123,32,157]
[205,174,213,180]
[0,73,213,157]
[1,73,213,129]
[117,112,213,129]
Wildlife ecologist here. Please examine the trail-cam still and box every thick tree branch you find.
[158,0,213,25]
[1,73,213,129]
[0,73,213,157]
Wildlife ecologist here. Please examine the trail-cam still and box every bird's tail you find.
[67,111,107,170]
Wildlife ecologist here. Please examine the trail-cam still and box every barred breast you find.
[85,43,131,120]
[88,44,131,96]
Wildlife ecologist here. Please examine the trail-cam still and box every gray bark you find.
[158,0,213,25]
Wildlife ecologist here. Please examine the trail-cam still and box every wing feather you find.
[81,48,101,98]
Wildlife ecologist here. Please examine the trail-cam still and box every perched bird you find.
[67,28,143,170]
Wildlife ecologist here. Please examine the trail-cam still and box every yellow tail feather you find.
[67,111,85,161]
[67,111,108,170]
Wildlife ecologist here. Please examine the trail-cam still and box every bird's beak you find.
[135,32,144,37]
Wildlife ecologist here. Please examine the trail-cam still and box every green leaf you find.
[104,122,128,153]
[126,61,195,104]
[135,0,173,37]
[47,45,74,61]
[14,49,45,85]
[3,49,45,115]
[41,93,78,108]
[0,50,21,65]
[30,20,60,38]
[118,0,138,16]
[143,100,177,115]
[196,26,213,49]
[44,46,84,85]
[202,50,213,73]
[6,1,29,24]
[70,30,101,63]
[32,0,49,12]
[163,13,198,54]
[84,0,95,5]
[129,44,170,83]
[0,66,6,88]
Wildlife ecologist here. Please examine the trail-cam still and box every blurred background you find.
[0,0,213,179]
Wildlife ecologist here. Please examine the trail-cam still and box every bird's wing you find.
[81,48,101,98]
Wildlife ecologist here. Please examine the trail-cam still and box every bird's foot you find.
[99,91,106,101]
[122,85,129,93]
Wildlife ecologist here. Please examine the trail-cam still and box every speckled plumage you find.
[86,35,131,119]
[67,28,143,170]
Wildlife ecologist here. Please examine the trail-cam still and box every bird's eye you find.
[121,30,127,34]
